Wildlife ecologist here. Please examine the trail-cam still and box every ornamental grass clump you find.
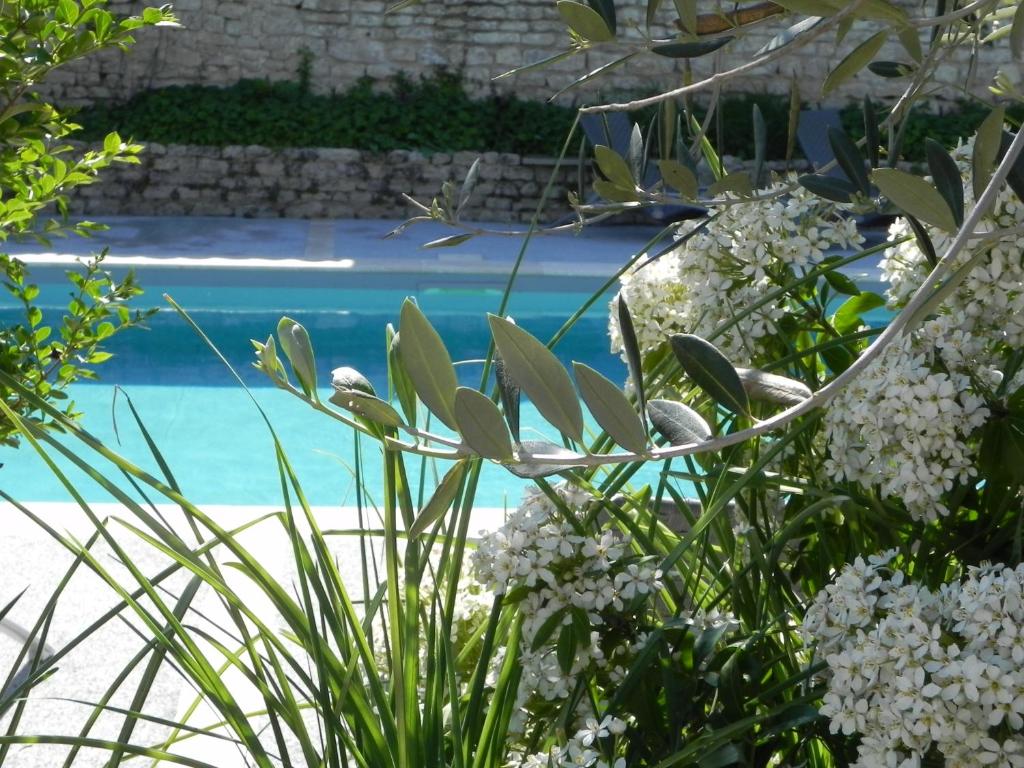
[804,552,1024,768]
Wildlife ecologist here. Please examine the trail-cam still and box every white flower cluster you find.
[513,716,628,768]
[609,181,862,367]
[822,317,989,521]
[824,137,1024,520]
[804,552,1024,767]
[881,138,1024,355]
[471,484,662,734]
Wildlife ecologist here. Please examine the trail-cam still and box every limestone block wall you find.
[67,143,582,222]
[46,0,1008,107]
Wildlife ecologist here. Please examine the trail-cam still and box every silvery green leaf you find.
[925,138,964,228]
[735,368,812,407]
[252,335,287,385]
[331,366,375,397]
[495,356,521,444]
[387,326,418,426]
[708,172,752,198]
[594,145,635,188]
[454,387,513,461]
[409,461,466,539]
[872,168,956,232]
[328,389,404,428]
[863,96,880,168]
[506,440,585,479]
[669,334,750,416]
[423,233,474,249]
[651,37,732,58]
[489,315,584,442]
[973,107,1004,202]
[822,30,888,96]
[399,299,458,430]
[657,159,698,199]
[277,317,317,398]
[585,0,616,32]
[647,399,712,445]
[828,126,869,195]
[573,362,648,454]
[798,173,856,203]
[556,0,615,41]
[616,295,646,424]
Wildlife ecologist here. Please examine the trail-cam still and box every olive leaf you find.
[253,335,287,385]
[657,158,698,199]
[594,145,635,188]
[331,366,375,397]
[277,317,317,398]
[670,334,750,416]
[328,389,404,428]
[863,95,880,168]
[709,172,752,198]
[585,0,616,32]
[647,399,712,445]
[897,26,923,63]
[616,295,646,425]
[387,326,418,426]
[453,386,513,461]
[998,130,1024,204]
[735,368,812,407]
[593,180,639,203]
[828,126,869,196]
[557,0,615,40]
[822,30,888,96]
[408,461,467,539]
[1012,0,1024,61]
[423,233,474,249]
[399,299,459,430]
[651,37,732,58]
[872,168,957,232]
[925,138,964,228]
[867,60,915,78]
[798,174,856,203]
[495,356,521,444]
[488,315,584,442]
[973,107,1005,202]
[573,362,648,454]
[507,440,585,479]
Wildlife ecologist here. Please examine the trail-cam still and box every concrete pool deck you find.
[6,216,677,280]
[2,501,511,767]
[4,215,888,285]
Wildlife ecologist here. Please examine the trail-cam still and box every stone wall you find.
[47,0,1006,107]
[67,144,582,222]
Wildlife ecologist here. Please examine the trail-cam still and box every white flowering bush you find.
[469,483,756,766]
[471,485,662,750]
[804,552,1024,767]
[609,181,862,369]
[824,137,1024,521]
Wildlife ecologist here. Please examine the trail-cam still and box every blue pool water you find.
[1,280,663,508]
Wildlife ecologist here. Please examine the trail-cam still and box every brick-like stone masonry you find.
[68,144,585,222]
[68,142,814,222]
[48,0,1005,106]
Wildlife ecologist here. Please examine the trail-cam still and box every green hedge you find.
[72,72,1014,163]
[74,73,580,155]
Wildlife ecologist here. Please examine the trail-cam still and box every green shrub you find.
[74,72,582,155]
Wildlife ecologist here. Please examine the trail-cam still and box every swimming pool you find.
[0,265,655,508]
[1,217,892,509]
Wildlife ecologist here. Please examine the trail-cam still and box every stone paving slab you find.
[1,502,508,767]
